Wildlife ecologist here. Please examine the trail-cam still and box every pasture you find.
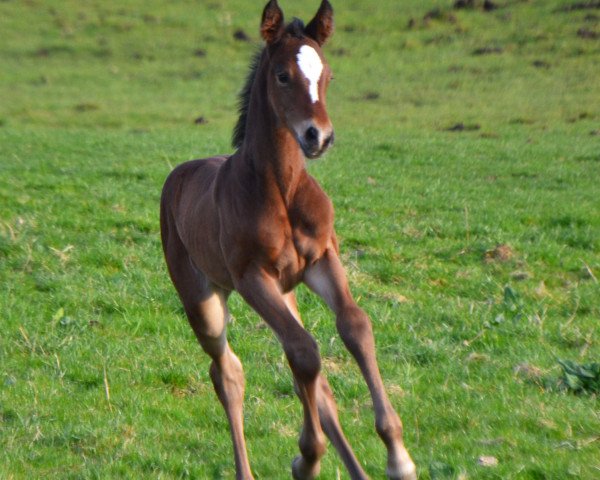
[1,0,599,478]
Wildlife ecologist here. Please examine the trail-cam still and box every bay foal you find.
[160,1,416,478]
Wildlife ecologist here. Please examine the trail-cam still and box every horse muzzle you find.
[298,125,335,159]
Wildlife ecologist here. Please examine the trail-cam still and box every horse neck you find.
[239,63,306,205]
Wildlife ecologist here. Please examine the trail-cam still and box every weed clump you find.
[558,359,600,394]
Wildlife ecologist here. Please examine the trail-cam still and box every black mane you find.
[232,48,264,149]
[232,18,307,149]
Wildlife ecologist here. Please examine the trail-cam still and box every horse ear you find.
[305,0,334,46]
[261,0,284,44]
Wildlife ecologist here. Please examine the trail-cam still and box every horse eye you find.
[276,72,290,84]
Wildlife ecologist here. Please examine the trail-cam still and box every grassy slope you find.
[1,0,599,478]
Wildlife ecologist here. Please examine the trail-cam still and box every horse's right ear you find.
[261,0,284,44]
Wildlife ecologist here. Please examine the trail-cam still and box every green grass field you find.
[1,0,599,478]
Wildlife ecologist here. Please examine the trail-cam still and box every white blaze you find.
[296,45,323,104]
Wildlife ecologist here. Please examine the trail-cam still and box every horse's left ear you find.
[305,0,334,46]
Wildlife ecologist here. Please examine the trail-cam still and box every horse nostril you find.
[305,126,319,144]
[323,131,335,149]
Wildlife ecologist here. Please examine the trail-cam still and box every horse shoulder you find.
[293,173,334,228]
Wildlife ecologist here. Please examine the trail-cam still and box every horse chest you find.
[271,200,332,287]
[290,217,328,261]
[269,224,323,292]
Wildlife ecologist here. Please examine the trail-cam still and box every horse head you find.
[260,0,335,159]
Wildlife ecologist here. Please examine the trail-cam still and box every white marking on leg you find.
[297,45,323,104]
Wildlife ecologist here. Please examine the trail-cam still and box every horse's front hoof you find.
[292,455,321,480]
[386,460,417,480]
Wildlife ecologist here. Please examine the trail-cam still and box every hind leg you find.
[195,290,252,480]
[162,225,253,479]
[190,287,252,480]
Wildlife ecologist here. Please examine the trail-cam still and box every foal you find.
[160,1,416,478]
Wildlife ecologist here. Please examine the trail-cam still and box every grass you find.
[1,0,599,478]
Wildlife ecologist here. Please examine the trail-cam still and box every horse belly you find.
[188,230,233,290]
[176,157,235,290]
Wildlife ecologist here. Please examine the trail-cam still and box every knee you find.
[285,334,321,384]
[198,329,227,358]
[336,305,373,350]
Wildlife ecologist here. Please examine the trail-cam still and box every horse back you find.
[162,156,226,217]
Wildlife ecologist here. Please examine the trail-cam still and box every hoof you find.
[386,461,417,480]
[386,445,417,480]
[292,455,321,480]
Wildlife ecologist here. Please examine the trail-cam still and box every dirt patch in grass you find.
[577,27,600,38]
[484,244,514,263]
[446,122,481,132]
[514,363,545,386]
[233,29,251,42]
[472,45,504,55]
[453,0,500,11]
[362,91,381,101]
[532,59,551,69]
[74,103,100,112]
[556,2,600,12]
